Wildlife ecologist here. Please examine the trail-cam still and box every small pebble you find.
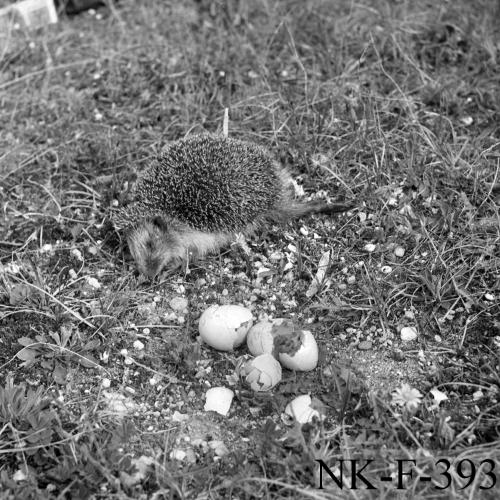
[400,326,418,341]
[381,266,392,274]
[269,251,283,262]
[472,390,483,401]
[364,243,376,253]
[170,449,187,461]
[485,293,494,301]
[392,348,405,361]
[394,246,405,257]
[357,340,373,350]
[170,297,188,311]
[347,276,356,284]
[102,378,111,388]
[86,277,101,289]
[71,249,84,261]
[133,340,144,350]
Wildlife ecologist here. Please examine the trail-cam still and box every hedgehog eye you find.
[151,216,168,232]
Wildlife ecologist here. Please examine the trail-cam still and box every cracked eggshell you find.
[246,318,290,356]
[243,353,282,392]
[199,305,253,351]
[284,395,325,424]
[278,330,318,371]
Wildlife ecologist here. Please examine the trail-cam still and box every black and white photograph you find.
[0,0,499,498]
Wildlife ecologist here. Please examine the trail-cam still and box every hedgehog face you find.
[126,217,179,278]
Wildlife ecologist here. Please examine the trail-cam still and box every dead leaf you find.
[9,284,32,305]
[79,355,98,369]
[16,348,39,362]
[53,363,68,384]
[306,250,331,298]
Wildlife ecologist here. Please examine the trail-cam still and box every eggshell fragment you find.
[284,395,325,424]
[199,305,253,351]
[204,387,234,416]
[243,354,282,391]
[278,330,319,371]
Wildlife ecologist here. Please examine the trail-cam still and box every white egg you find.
[199,305,253,351]
[246,318,290,356]
[243,353,282,391]
[284,394,325,424]
[278,330,318,371]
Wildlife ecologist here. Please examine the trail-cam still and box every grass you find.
[0,0,499,498]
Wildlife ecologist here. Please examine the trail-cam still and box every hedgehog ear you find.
[151,215,169,232]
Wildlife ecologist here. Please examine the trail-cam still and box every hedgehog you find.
[113,134,351,278]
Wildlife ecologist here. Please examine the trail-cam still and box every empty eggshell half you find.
[278,330,318,371]
[243,353,282,391]
[199,305,253,351]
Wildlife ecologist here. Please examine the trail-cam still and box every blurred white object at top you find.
[0,0,58,29]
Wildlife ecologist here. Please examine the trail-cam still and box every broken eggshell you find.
[204,387,234,416]
[284,394,325,425]
[278,330,319,371]
[246,318,291,356]
[199,305,253,351]
[243,353,282,392]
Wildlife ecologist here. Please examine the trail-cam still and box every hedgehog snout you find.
[126,221,178,277]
